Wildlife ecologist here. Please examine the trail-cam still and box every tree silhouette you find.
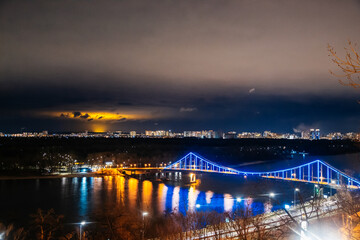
[328,40,360,89]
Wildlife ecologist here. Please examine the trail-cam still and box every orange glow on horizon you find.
[42,111,150,121]
[91,124,107,133]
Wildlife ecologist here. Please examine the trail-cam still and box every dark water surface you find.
[1,153,359,225]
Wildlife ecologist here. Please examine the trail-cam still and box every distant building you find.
[237,132,262,138]
[183,130,218,138]
[326,132,342,140]
[309,129,320,140]
[315,129,320,140]
[130,131,136,138]
[223,131,236,139]
[263,131,273,138]
[310,129,315,139]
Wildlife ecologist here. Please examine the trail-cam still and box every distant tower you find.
[310,129,315,140]
[315,129,320,140]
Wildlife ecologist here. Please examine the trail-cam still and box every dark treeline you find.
[0,137,359,175]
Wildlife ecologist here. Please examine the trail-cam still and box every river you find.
[1,153,359,225]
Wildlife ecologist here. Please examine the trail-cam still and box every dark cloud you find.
[118,102,133,106]
[1,0,360,133]
[1,0,360,92]
[117,118,127,122]
[73,112,82,118]
[180,107,197,112]
[80,113,90,119]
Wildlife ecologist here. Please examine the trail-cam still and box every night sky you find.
[1,0,360,133]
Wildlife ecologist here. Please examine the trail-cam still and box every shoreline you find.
[0,172,120,180]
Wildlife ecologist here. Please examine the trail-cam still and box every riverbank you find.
[0,171,121,180]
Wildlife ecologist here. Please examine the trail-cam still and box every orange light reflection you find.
[128,178,139,210]
[142,180,153,212]
[158,183,168,214]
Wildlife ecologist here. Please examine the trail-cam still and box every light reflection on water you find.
[96,176,247,217]
[224,193,234,212]
[157,183,168,213]
[188,186,200,212]
[171,186,180,213]
[128,178,138,210]
[79,177,88,216]
[2,153,359,223]
[0,173,319,223]
[115,175,125,205]
[205,191,213,204]
[142,180,153,212]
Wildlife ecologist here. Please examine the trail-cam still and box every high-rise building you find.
[315,129,320,140]
[310,129,315,140]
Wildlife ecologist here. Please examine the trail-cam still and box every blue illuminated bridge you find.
[163,152,360,189]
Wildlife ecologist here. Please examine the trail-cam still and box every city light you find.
[236,197,242,202]
[293,188,300,206]
[284,204,290,210]
[5,128,360,141]
[196,204,201,208]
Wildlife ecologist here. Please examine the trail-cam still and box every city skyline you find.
[1,0,360,133]
[2,128,360,141]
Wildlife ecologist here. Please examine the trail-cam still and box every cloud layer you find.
[1,0,360,132]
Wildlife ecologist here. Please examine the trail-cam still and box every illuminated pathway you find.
[163,152,360,189]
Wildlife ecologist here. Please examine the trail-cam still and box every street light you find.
[330,180,336,196]
[269,192,275,206]
[236,197,242,202]
[196,204,201,208]
[79,221,86,240]
[284,204,290,210]
[294,188,300,206]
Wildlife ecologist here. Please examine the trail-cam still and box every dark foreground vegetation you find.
[0,137,359,176]
[1,188,360,240]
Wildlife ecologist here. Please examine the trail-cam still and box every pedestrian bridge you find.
[164,152,360,189]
